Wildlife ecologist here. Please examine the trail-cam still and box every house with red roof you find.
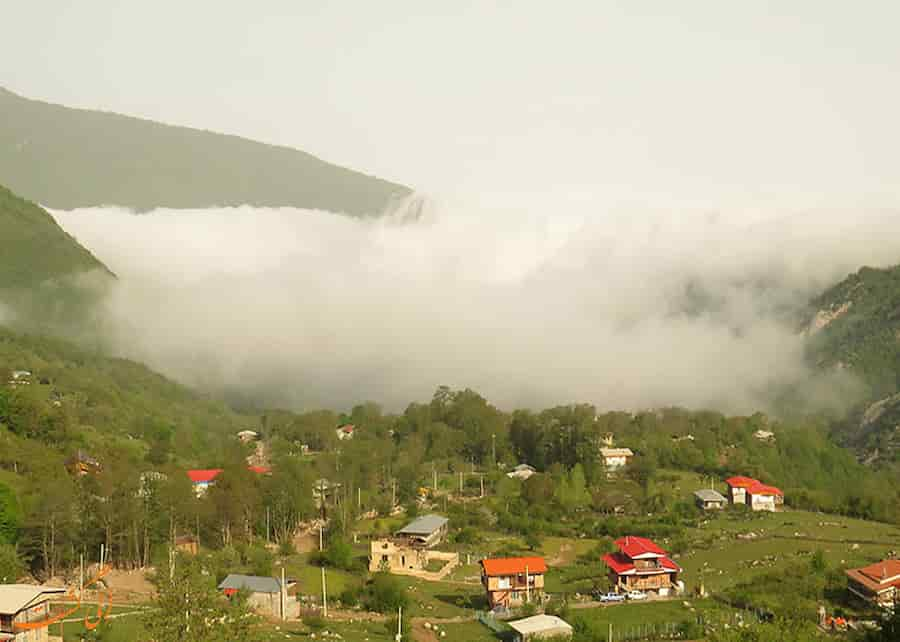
[187,469,223,496]
[602,536,683,596]
[187,466,271,496]
[724,476,756,505]
[725,476,783,511]
[846,559,900,609]
[335,424,355,441]
[746,481,783,512]
[480,556,547,609]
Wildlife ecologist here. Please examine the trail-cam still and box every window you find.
[498,577,511,589]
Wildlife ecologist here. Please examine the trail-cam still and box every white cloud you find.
[51,199,900,413]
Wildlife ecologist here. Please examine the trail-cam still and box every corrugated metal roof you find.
[694,489,727,502]
[217,574,282,594]
[508,615,573,635]
[396,514,448,536]
[600,448,634,457]
[0,584,66,615]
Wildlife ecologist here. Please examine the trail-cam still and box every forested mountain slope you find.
[0,184,110,291]
[0,87,411,215]
[0,327,260,576]
[0,183,113,332]
[0,327,254,475]
[805,263,900,466]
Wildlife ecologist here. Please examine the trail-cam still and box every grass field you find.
[674,508,900,593]
[257,619,397,641]
[52,604,149,642]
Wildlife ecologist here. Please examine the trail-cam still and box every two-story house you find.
[846,559,900,609]
[480,556,547,609]
[602,536,682,596]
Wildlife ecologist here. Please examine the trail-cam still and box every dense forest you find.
[806,263,900,467]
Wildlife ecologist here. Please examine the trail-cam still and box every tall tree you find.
[143,554,262,642]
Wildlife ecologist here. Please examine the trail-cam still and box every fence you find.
[476,610,508,633]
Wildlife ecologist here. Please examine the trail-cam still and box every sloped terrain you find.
[0,87,411,215]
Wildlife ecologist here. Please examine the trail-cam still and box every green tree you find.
[364,572,409,613]
[569,464,588,509]
[0,481,20,544]
[143,555,262,642]
[0,542,23,582]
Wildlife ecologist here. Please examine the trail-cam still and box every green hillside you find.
[0,87,411,215]
[0,183,113,332]
[805,263,900,466]
[0,327,253,473]
[0,184,110,291]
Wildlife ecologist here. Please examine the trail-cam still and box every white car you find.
[626,590,647,600]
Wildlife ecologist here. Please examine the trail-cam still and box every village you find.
[1,415,897,642]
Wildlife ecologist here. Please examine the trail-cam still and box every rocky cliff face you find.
[803,264,900,468]
[805,301,852,336]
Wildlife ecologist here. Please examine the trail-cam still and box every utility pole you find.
[79,554,84,600]
[396,605,402,641]
[433,468,437,492]
[319,526,324,552]
[459,471,463,494]
[266,507,270,544]
[480,475,484,498]
[525,564,531,604]
[321,567,328,618]
[281,567,286,621]
[525,564,530,603]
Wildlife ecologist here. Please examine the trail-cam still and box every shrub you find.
[338,584,362,607]
[364,572,409,614]
[303,614,326,630]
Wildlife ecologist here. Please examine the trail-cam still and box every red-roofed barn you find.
[602,536,683,596]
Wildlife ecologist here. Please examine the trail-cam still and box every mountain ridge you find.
[0,87,411,215]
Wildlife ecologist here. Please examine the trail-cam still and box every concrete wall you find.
[369,540,459,580]
[749,494,776,512]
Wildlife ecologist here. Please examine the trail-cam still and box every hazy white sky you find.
[4,1,900,208]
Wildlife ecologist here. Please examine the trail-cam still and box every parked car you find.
[597,592,626,603]
[626,590,647,600]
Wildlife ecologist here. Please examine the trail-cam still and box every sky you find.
[4,1,900,209]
